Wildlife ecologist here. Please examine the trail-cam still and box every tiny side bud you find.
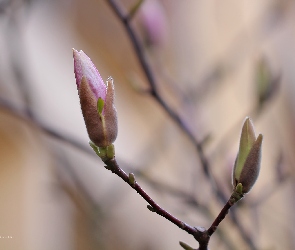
[129,173,136,186]
[233,117,256,184]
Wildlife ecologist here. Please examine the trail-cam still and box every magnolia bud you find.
[233,118,263,193]
[73,49,118,147]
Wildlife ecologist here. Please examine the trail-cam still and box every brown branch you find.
[103,157,198,235]
[102,156,255,249]
[106,2,257,249]
[107,0,227,203]
[207,199,234,236]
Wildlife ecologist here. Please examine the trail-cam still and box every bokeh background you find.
[0,0,295,249]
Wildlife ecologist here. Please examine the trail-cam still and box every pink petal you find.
[73,49,106,101]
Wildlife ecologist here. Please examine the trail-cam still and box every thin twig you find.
[102,157,248,250]
[104,157,198,235]
[107,0,227,203]
[207,199,233,236]
[106,1,256,248]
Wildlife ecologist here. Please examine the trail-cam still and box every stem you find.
[106,1,256,248]
[207,199,233,236]
[104,158,197,235]
[107,0,226,203]
[103,157,221,249]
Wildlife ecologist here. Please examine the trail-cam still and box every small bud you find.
[73,49,118,147]
[233,118,256,182]
[129,173,136,186]
[233,118,263,193]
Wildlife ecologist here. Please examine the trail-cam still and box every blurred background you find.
[0,0,295,249]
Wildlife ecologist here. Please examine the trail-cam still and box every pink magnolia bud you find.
[73,49,118,147]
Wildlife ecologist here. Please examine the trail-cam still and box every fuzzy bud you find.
[233,117,263,193]
[73,49,118,147]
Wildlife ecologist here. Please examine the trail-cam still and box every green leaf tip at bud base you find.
[230,183,244,203]
[233,117,263,194]
[235,183,243,194]
[89,141,115,161]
